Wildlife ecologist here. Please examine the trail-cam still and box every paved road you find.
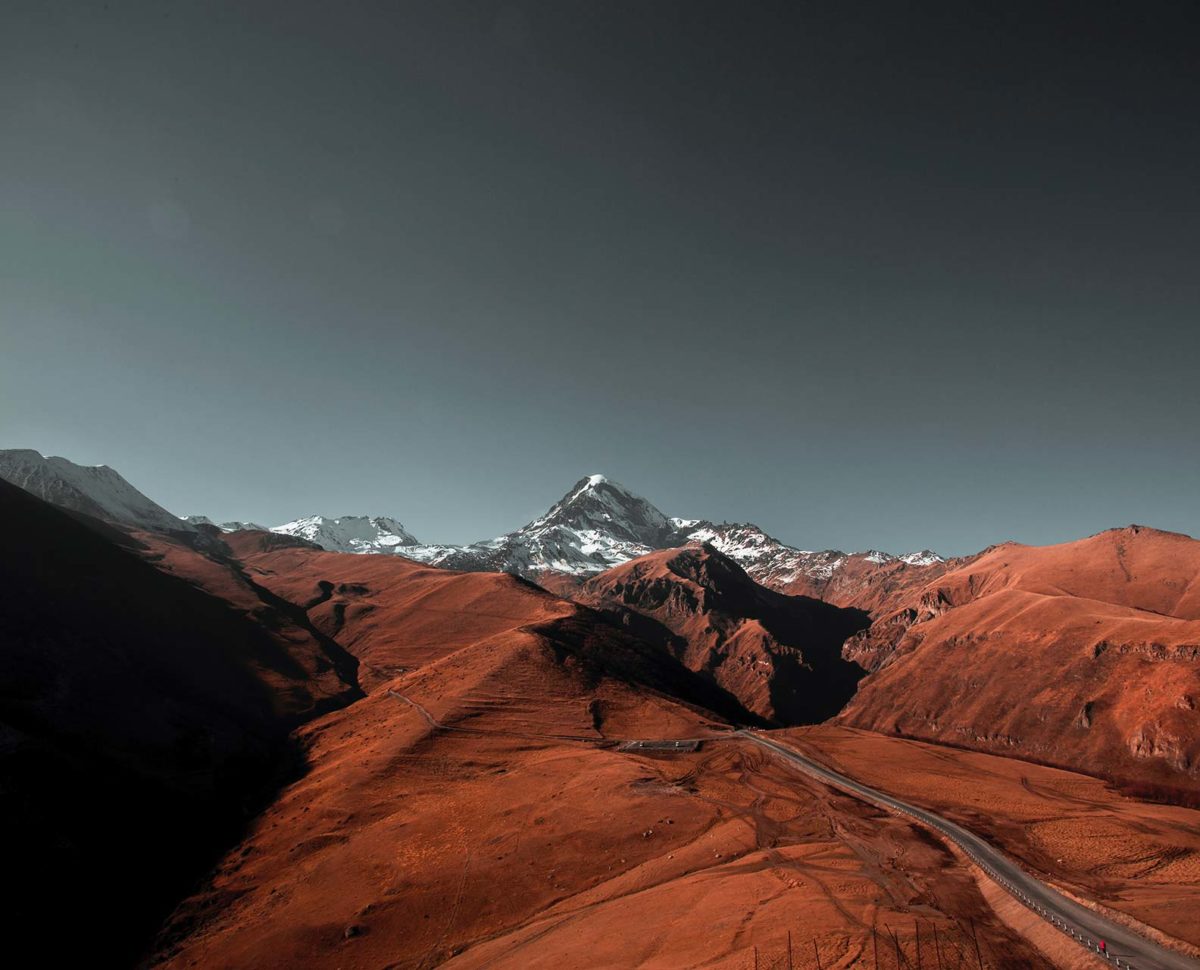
[388,688,1195,970]
[741,731,1200,970]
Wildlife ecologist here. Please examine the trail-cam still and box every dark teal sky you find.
[3,1,1198,553]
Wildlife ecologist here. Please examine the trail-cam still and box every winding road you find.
[741,730,1200,970]
[387,687,1198,969]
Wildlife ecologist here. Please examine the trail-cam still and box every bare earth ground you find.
[154,654,1050,970]
[782,726,1200,954]
[836,528,1200,793]
[144,539,1200,970]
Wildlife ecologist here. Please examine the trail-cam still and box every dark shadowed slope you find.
[573,544,870,725]
[0,481,360,965]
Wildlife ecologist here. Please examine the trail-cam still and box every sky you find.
[2,1,1198,554]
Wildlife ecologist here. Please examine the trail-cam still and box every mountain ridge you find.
[573,542,870,724]
[0,450,954,599]
[264,474,949,596]
[0,448,194,535]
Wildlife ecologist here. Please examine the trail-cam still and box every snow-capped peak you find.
[402,477,948,585]
[555,473,614,510]
[270,514,419,554]
[900,550,945,566]
[527,475,672,546]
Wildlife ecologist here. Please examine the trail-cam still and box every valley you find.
[0,450,1197,969]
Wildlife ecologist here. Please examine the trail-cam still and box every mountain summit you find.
[270,514,419,554]
[0,449,193,534]
[528,474,674,547]
[401,475,676,575]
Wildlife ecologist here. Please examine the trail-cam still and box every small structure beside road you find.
[617,739,702,753]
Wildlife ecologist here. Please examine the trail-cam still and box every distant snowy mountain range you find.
[0,451,944,589]
[213,473,946,588]
[262,514,418,554]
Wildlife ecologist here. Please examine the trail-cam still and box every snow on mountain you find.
[385,476,945,589]
[900,549,944,566]
[0,449,193,534]
[679,521,845,585]
[3,446,945,588]
[182,515,270,532]
[402,475,669,574]
[532,474,674,546]
[270,514,419,554]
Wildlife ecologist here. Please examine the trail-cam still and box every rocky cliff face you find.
[574,543,870,725]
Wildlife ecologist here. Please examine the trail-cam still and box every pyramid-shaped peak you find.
[527,475,672,547]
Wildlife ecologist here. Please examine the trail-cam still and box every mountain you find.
[182,514,269,532]
[0,479,359,965]
[270,514,419,553]
[0,448,193,534]
[400,475,948,601]
[151,543,1034,970]
[574,544,870,724]
[55,455,946,597]
[837,525,1200,792]
[5,447,949,610]
[405,474,674,575]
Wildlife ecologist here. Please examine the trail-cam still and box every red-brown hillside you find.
[573,544,870,725]
[152,580,1044,970]
[0,481,357,965]
[229,542,575,689]
[142,521,1198,969]
[224,541,755,722]
[838,526,1200,791]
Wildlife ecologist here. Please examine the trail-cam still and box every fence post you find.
[969,919,983,970]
